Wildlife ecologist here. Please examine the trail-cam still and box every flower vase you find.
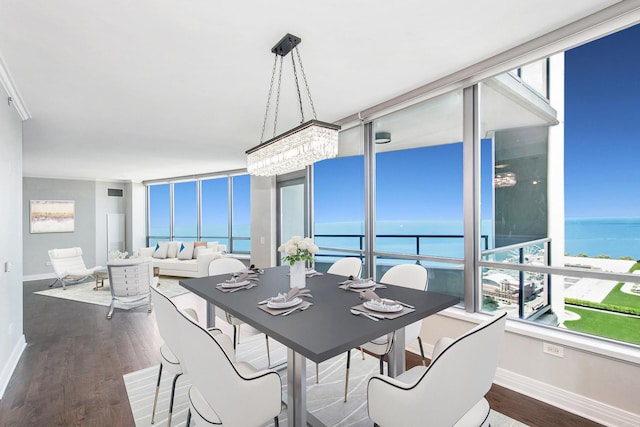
[289,261,306,289]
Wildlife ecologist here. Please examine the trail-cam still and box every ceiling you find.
[0,0,621,182]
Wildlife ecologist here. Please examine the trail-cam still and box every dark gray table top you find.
[180,266,459,363]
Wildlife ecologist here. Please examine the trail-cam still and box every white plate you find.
[348,280,376,289]
[267,297,302,309]
[219,280,250,289]
[364,299,403,313]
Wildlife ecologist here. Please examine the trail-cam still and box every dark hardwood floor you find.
[0,279,602,426]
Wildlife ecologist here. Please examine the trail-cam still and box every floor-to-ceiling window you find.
[201,176,229,247]
[313,125,365,272]
[372,91,465,302]
[231,174,251,253]
[148,183,171,246]
[476,24,640,345]
[146,173,251,253]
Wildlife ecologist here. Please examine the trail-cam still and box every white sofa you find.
[138,241,227,278]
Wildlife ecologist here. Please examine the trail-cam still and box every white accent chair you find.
[106,259,155,319]
[327,257,363,278]
[367,312,507,427]
[48,247,102,290]
[345,263,428,402]
[149,286,224,427]
[176,307,282,427]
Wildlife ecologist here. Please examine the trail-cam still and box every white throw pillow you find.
[206,241,219,252]
[153,242,169,259]
[178,242,195,260]
[167,241,181,258]
[194,247,214,259]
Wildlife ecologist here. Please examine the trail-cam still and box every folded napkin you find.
[340,276,374,286]
[359,289,396,305]
[270,287,312,303]
[228,272,259,282]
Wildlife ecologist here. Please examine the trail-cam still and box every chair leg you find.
[150,363,163,424]
[233,325,238,349]
[266,334,271,367]
[344,350,351,402]
[360,347,365,360]
[167,373,182,427]
[107,300,115,319]
[186,408,191,427]
[274,416,279,426]
[316,363,319,384]
[417,336,426,366]
[379,355,384,375]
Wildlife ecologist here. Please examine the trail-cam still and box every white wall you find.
[0,87,25,399]
[250,176,277,268]
[126,182,147,254]
[95,181,126,266]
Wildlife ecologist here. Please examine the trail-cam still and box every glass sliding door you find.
[277,175,307,265]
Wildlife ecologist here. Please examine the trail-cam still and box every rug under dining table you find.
[123,333,527,426]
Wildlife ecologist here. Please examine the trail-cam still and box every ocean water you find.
[315,217,640,260]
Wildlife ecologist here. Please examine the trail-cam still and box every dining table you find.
[180,265,459,427]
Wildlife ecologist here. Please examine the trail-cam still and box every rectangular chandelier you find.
[247,33,341,176]
[246,119,340,176]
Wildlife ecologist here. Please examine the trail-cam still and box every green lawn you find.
[564,306,640,345]
[601,261,640,309]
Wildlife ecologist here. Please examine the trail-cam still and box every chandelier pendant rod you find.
[291,48,305,124]
[260,55,279,144]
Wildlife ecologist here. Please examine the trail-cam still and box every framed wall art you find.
[30,200,75,233]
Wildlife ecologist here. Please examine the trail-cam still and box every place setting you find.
[338,275,387,292]
[350,289,414,320]
[215,270,260,293]
[257,287,313,316]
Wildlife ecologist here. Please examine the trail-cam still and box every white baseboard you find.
[494,367,640,427]
[23,273,56,282]
[0,334,26,400]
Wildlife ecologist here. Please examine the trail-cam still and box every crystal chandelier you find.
[246,33,340,176]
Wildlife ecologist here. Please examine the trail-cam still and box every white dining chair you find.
[209,257,273,365]
[367,312,507,427]
[176,307,282,427]
[149,286,224,427]
[327,257,363,278]
[344,263,428,402]
[106,259,155,319]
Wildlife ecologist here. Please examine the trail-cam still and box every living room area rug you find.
[124,333,528,427]
[34,276,189,308]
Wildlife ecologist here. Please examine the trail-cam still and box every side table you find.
[94,268,108,290]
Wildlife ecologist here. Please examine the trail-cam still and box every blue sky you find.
[564,24,640,217]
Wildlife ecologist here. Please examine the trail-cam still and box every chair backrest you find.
[368,312,507,426]
[380,263,428,291]
[176,309,282,427]
[48,247,87,276]
[327,257,362,278]
[107,259,153,298]
[208,257,246,276]
[380,264,428,343]
[149,286,185,365]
